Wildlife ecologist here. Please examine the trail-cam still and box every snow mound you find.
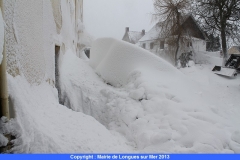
[7,73,133,153]
[90,38,177,87]
[87,38,240,153]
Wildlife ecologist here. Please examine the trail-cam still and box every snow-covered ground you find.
[1,38,240,153]
[2,74,133,153]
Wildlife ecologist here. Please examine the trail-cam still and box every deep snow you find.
[1,73,133,153]
[1,38,240,153]
[60,38,240,153]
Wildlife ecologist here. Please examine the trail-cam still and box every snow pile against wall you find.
[3,74,133,153]
[90,38,178,87]
[0,8,4,64]
[59,50,110,123]
[60,50,87,112]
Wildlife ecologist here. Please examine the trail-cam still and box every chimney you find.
[142,29,145,35]
[125,27,129,33]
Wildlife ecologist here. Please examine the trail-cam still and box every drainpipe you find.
[0,0,9,120]
[0,1,12,153]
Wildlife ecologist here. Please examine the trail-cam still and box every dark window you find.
[187,42,192,47]
[142,43,146,49]
[84,48,90,58]
[160,41,164,49]
[150,42,154,49]
[55,46,63,104]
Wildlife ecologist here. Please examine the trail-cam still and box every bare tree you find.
[194,0,240,65]
[152,0,190,66]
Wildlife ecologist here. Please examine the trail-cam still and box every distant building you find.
[138,15,208,63]
[122,27,145,44]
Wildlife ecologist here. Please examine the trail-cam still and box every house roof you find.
[228,46,240,54]
[138,24,161,42]
[139,14,208,42]
[127,31,145,44]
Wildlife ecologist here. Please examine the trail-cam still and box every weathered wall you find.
[3,0,20,77]
[3,0,82,85]
[13,0,46,84]
[51,0,62,34]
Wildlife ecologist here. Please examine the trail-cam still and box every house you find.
[138,15,208,62]
[122,27,145,44]
[0,0,83,117]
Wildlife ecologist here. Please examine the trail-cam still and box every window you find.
[55,45,63,104]
[187,42,192,47]
[150,42,154,49]
[142,43,146,49]
[160,41,164,49]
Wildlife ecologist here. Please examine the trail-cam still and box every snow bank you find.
[89,38,116,69]
[6,74,133,153]
[0,118,9,147]
[90,38,177,87]
[86,38,240,153]
[0,8,4,64]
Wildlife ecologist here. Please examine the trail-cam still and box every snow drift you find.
[90,38,178,87]
[2,74,133,153]
[3,37,239,153]
[87,38,240,153]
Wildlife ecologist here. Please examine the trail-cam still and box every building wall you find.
[3,0,20,78]
[3,0,82,85]
[139,37,206,65]
[139,40,164,53]
[140,37,206,55]
[192,38,206,52]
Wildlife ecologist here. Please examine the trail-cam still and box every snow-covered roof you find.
[139,14,208,42]
[128,31,145,44]
[228,46,240,54]
[139,24,162,42]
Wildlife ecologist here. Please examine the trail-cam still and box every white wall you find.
[139,37,206,65]
[192,38,206,52]
[3,0,82,85]
[139,40,159,53]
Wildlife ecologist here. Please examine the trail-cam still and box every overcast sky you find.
[83,0,155,40]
